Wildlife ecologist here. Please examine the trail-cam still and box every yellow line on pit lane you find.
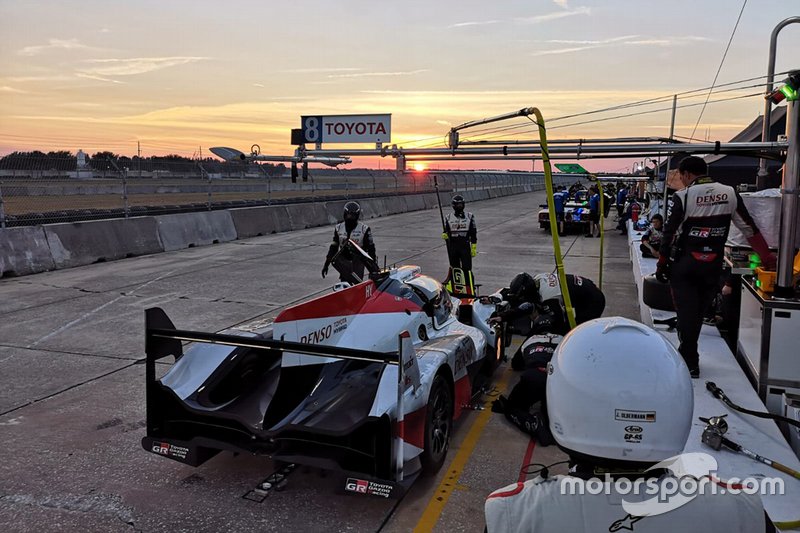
[413,365,513,532]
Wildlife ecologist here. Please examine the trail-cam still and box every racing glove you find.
[442,232,448,240]
[655,256,670,283]
[470,243,477,257]
[747,232,777,271]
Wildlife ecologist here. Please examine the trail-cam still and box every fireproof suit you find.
[325,220,376,283]
[658,176,773,372]
[444,211,477,271]
[502,273,606,336]
[485,474,772,533]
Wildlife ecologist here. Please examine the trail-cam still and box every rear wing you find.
[144,307,419,481]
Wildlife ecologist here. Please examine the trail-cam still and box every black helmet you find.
[343,201,361,222]
[452,194,465,212]
[509,272,539,304]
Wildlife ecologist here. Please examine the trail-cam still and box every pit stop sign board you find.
[301,114,391,144]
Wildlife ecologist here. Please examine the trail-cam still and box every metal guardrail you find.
[0,154,553,227]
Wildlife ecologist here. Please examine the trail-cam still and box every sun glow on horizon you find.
[412,163,427,172]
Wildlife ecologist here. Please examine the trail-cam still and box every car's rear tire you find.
[420,373,453,474]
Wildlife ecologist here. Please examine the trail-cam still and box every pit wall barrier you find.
[0,177,566,278]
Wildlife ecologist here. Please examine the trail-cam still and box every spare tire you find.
[643,274,674,311]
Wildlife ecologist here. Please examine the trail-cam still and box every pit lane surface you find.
[0,190,640,532]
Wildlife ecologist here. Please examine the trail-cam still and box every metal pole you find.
[123,167,129,218]
[0,178,6,228]
[758,16,800,190]
[206,164,212,210]
[458,136,677,146]
[774,98,799,297]
[304,140,786,159]
[662,95,678,218]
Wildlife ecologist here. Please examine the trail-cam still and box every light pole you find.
[758,16,800,190]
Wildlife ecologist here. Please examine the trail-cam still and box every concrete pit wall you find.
[0,177,567,278]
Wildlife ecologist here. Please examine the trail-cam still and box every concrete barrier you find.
[286,202,329,230]
[45,217,164,269]
[422,193,440,210]
[404,195,426,211]
[230,205,292,238]
[384,196,407,215]
[368,198,390,217]
[324,201,348,225]
[0,226,56,277]
[3,183,539,278]
[358,199,381,220]
[156,211,236,252]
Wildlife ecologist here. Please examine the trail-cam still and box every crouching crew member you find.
[492,334,562,445]
[322,201,376,283]
[490,272,605,336]
[485,318,771,533]
[443,194,477,271]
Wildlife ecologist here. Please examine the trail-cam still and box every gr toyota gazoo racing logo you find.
[344,478,393,498]
[151,441,189,460]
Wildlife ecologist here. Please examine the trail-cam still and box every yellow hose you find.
[531,108,576,330]
[773,519,800,530]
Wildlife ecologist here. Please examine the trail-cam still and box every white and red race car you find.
[142,243,505,496]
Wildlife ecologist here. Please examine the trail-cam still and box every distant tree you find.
[90,151,120,171]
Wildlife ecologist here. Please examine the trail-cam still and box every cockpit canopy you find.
[406,275,453,328]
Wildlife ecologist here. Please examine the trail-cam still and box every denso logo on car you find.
[300,325,333,344]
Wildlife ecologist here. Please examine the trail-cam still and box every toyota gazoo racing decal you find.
[344,477,394,498]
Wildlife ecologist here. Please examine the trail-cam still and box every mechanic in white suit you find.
[322,201,376,283]
[485,317,772,533]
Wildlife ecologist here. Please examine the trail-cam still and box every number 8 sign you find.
[302,116,322,143]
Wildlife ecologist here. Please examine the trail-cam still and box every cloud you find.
[544,35,640,45]
[448,20,500,28]
[531,35,712,57]
[328,69,429,79]
[284,67,362,73]
[77,57,209,78]
[18,38,93,56]
[75,72,125,84]
[531,46,599,57]
[436,120,451,126]
[516,6,591,24]
[253,83,265,88]
[552,0,570,6]
[0,86,26,93]
[7,75,73,82]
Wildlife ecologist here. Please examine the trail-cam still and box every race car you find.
[538,189,591,231]
[141,241,505,496]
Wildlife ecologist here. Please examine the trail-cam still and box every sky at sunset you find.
[1,0,799,172]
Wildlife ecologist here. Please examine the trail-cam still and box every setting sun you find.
[412,163,427,172]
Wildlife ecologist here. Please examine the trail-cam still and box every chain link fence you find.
[0,153,554,227]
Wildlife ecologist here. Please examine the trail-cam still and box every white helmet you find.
[546,317,693,465]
